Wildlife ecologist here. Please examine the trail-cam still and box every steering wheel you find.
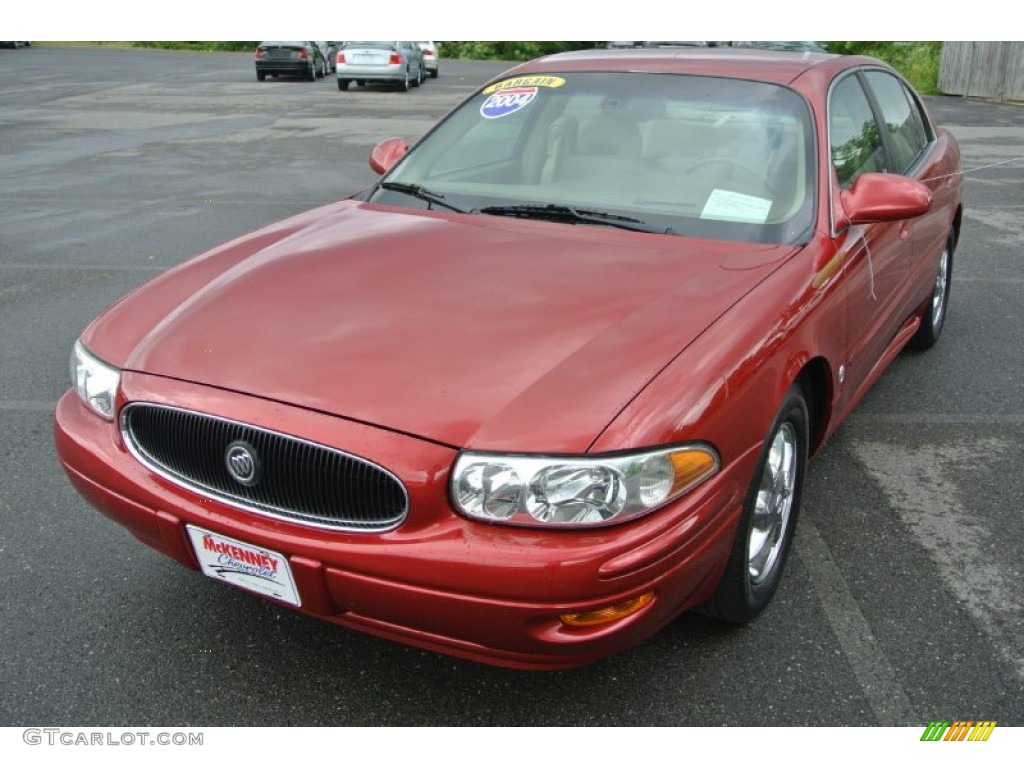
[684,157,777,196]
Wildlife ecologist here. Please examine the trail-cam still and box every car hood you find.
[84,201,797,452]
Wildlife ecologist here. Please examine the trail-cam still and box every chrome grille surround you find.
[121,403,408,532]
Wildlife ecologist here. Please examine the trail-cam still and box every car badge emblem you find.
[225,441,260,486]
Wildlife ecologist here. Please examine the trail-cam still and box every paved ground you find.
[1,46,1021,726]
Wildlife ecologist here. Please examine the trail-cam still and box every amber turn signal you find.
[560,592,655,628]
[669,449,718,496]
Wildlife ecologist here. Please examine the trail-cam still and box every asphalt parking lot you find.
[1,46,1022,726]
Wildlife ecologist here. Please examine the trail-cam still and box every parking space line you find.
[0,400,58,412]
[796,520,919,725]
[955,276,1024,284]
[850,413,1024,425]
[850,439,1024,681]
[0,263,166,272]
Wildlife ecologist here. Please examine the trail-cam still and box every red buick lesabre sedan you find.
[55,49,962,669]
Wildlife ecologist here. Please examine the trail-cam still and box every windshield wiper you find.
[378,182,468,213]
[475,204,674,235]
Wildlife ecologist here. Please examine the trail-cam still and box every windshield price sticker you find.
[701,189,773,224]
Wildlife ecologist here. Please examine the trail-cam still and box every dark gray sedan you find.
[254,41,328,82]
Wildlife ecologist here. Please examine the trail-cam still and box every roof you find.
[510,47,837,85]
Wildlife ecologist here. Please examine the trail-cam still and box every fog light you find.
[560,592,655,628]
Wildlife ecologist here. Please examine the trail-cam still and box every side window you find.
[864,70,929,174]
[829,75,886,189]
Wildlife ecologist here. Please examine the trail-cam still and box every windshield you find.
[371,72,816,244]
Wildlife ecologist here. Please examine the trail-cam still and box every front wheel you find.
[703,386,808,623]
[909,233,954,350]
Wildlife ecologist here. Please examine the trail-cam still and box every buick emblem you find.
[225,441,260,486]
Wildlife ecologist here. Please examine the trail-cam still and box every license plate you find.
[186,526,301,607]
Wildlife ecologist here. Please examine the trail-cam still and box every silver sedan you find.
[336,41,425,92]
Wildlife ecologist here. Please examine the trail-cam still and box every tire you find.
[703,385,808,623]
[307,61,316,81]
[412,66,422,87]
[430,67,438,79]
[398,70,410,92]
[909,233,954,350]
[256,72,266,82]
[337,79,349,91]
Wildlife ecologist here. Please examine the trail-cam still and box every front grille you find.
[122,403,408,532]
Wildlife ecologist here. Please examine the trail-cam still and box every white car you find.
[336,41,425,92]
[416,41,439,78]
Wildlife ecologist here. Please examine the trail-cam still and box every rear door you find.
[860,70,954,310]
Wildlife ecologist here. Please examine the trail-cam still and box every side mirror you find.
[369,137,409,175]
[840,173,932,225]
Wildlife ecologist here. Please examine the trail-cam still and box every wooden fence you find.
[939,42,1024,101]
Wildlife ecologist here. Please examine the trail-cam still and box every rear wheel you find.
[256,71,266,82]
[337,79,349,91]
[398,71,410,92]
[307,61,316,81]
[909,233,954,350]
[703,385,808,623]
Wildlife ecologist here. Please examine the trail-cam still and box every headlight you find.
[70,340,121,420]
[452,446,718,527]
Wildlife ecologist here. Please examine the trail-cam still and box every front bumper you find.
[55,372,749,669]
